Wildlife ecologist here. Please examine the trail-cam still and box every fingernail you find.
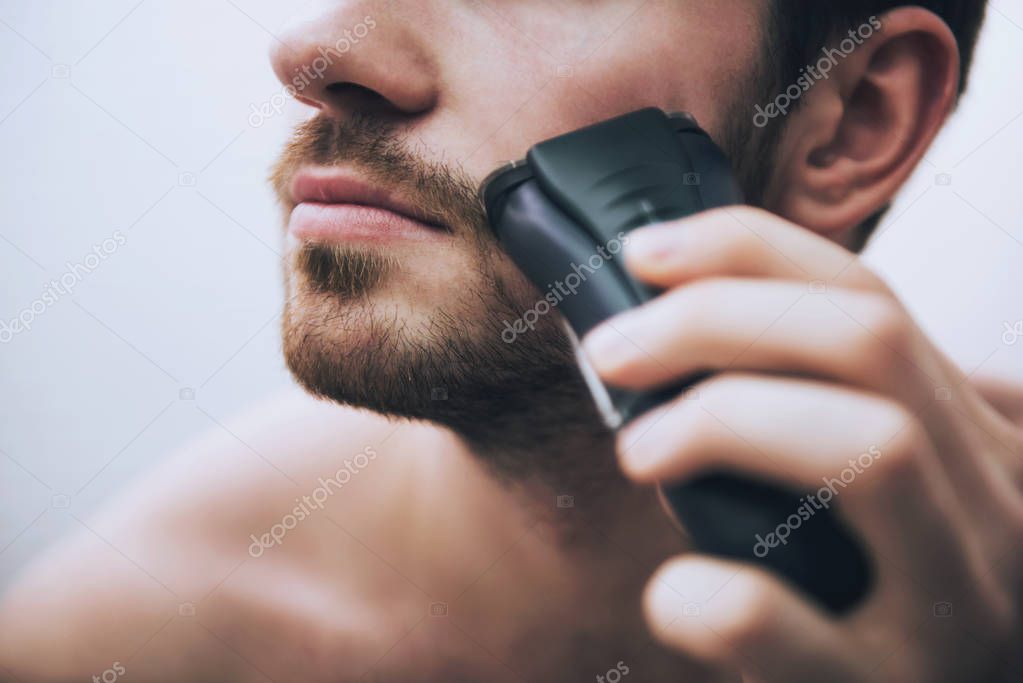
[582,324,629,366]
[620,401,671,449]
[626,228,674,262]
[613,396,679,472]
[617,404,673,473]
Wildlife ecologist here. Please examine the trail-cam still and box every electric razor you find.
[480,107,872,613]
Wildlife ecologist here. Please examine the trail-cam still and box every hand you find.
[582,207,1023,682]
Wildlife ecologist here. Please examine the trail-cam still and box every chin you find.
[279,235,617,490]
[281,238,578,414]
[271,114,617,485]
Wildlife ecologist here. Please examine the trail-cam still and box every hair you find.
[759,1,988,248]
[768,2,988,98]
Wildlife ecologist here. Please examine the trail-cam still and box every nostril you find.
[318,81,399,116]
[325,82,385,101]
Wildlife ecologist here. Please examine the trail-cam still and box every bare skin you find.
[3,1,1022,681]
[7,269,1015,681]
[0,390,720,683]
[0,378,1019,683]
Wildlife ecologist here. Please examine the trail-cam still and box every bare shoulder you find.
[0,389,451,683]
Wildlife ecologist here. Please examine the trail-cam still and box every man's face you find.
[270,1,765,460]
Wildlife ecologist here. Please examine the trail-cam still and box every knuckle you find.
[835,259,892,295]
[862,299,914,356]
[868,413,929,488]
[846,298,915,382]
[865,269,896,296]
[854,272,893,298]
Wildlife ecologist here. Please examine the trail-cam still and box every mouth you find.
[287,167,450,244]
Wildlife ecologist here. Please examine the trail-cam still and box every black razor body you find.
[482,108,873,613]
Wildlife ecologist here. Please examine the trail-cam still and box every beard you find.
[273,115,611,482]
[272,96,775,484]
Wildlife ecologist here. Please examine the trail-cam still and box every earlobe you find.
[767,8,960,241]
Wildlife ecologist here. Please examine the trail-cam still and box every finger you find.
[621,373,985,604]
[589,278,1010,501]
[582,278,996,489]
[618,373,908,487]
[584,279,939,404]
[644,556,864,682]
[624,206,888,294]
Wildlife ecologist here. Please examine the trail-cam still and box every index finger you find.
[623,207,889,294]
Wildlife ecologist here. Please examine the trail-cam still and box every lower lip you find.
[288,202,448,244]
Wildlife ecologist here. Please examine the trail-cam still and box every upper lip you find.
[289,167,446,230]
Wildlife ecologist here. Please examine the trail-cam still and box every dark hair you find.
[752,2,988,248]
[768,2,988,99]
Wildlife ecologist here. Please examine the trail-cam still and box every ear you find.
[763,8,960,241]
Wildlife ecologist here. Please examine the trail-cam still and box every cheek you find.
[563,0,762,135]
[438,0,761,180]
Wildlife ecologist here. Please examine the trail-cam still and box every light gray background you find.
[2,1,1022,586]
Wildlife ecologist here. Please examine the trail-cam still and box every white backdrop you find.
[1,0,1021,585]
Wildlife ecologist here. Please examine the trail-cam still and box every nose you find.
[271,4,439,119]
